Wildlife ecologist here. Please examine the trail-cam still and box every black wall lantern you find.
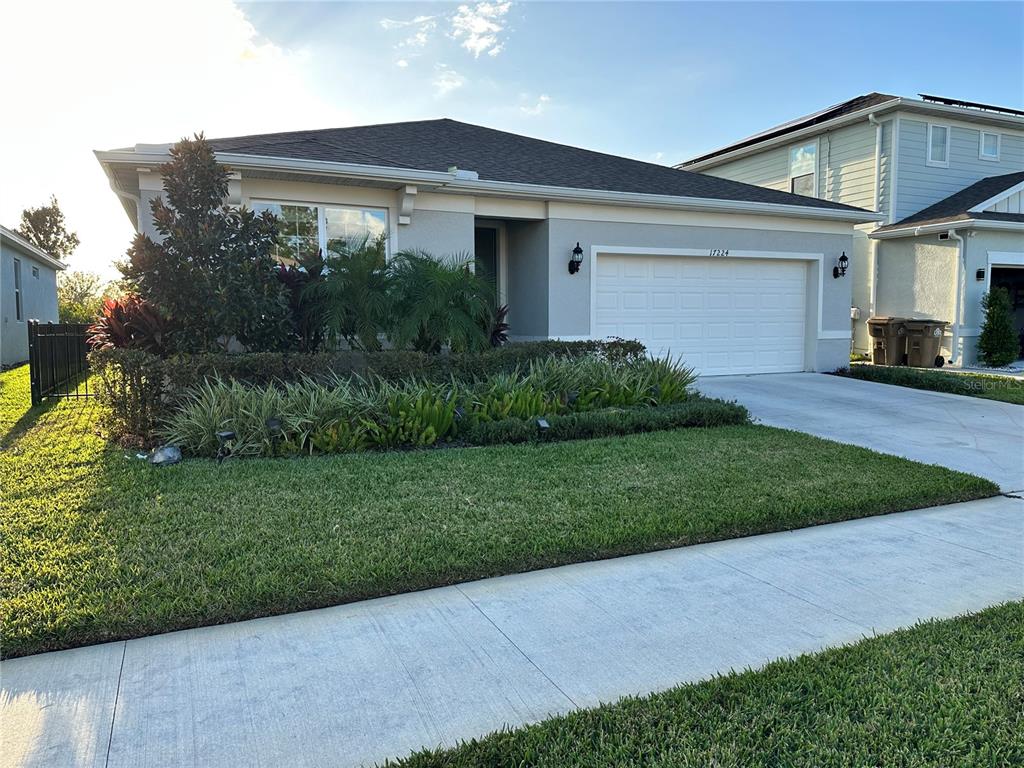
[832,251,849,279]
[568,242,584,275]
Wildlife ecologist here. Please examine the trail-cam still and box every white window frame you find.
[926,123,950,168]
[31,265,40,279]
[13,257,23,321]
[979,131,1001,162]
[251,199,391,260]
[788,139,818,197]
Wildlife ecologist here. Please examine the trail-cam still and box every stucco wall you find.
[1,241,60,366]
[395,209,474,256]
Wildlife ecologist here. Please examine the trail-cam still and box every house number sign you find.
[709,248,730,257]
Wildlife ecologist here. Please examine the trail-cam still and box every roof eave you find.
[97,148,880,225]
[870,218,1024,239]
[0,226,67,270]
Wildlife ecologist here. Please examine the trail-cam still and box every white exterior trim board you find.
[970,180,1024,213]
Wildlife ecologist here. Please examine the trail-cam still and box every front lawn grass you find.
[1,364,997,657]
[837,364,1024,405]
[390,602,1024,767]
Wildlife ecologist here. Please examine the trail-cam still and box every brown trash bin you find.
[867,317,907,366]
[904,319,949,368]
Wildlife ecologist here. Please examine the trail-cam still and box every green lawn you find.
[838,364,1024,405]
[389,602,1024,767]
[0,364,997,658]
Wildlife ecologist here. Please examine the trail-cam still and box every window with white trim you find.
[788,142,816,197]
[13,257,23,321]
[32,266,40,278]
[927,124,950,167]
[980,131,1000,161]
[252,202,388,265]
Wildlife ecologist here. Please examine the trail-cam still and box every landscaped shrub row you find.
[90,339,647,442]
[462,399,749,446]
[835,364,1024,403]
[160,355,725,458]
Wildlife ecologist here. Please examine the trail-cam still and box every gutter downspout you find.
[947,229,966,365]
[867,114,884,322]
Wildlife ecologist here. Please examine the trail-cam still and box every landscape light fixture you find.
[568,242,584,275]
[216,430,236,464]
[536,418,550,437]
[266,418,283,456]
[833,251,849,279]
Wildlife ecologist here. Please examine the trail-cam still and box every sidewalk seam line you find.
[699,551,871,632]
[874,518,1020,564]
[454,584,580,710]
[104,640,127,768]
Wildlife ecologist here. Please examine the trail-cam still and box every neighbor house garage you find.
[96,119,880,375]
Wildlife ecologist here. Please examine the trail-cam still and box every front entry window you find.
[474,227,499,300]
[253,203,319,265]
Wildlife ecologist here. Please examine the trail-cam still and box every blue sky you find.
[1,1,1021,277]
[240,0,1024,163]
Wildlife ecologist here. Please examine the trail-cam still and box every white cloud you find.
[520,94,551,116]
[0,0,347,280]
[450,2,511,58]
[381,14,437,50]
[396,59,409,68]
[432,65,466,97]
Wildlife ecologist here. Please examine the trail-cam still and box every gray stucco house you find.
[1,225,65,367]
[680,93,1024,366]
[96,119,878,376]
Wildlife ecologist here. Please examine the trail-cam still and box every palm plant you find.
[387,250,494,353]
[307,235,390,351]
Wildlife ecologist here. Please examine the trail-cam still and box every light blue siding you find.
[1,238,61,366]
[895,118,1024,220]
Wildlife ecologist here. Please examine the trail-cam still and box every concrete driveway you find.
[698,372,1024,492]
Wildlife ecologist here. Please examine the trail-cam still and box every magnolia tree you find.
[119,135,291,353]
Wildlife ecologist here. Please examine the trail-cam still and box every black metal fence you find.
[27,321,93,406]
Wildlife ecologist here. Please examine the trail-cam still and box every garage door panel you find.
[595,254,807,376]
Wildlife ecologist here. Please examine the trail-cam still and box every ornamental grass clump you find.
[162,353,699,458]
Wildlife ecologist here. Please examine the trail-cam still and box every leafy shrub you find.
[306,236,390,351]
[88,295,167,355]
[91,348,165,444]
[461,399,750,446]
[161,352,701,458]
[977,288,1019,367]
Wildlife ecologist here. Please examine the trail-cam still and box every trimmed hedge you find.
[461,398,750,446]
[835,365,1024,403]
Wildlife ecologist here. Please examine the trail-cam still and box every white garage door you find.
[594,254,807,376]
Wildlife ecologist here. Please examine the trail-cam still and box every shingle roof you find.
[875,171,1024,231]
[679,93,899,167]
[205,118,868,214]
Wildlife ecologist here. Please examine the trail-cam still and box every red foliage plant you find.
[88,294,167,355]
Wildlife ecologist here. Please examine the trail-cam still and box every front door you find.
[474,227,499,301]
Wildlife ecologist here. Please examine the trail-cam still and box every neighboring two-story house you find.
[679,93,1024,366]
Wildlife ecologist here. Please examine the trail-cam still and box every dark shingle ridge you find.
[877,171,1024,230]
[679,93,900,167]
[204,118,868,213]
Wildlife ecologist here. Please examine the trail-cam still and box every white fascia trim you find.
[96,149,882,224]
[0,225,67,270]
[871,218,1024,239]
[969,179,1024,212]
[587,245,844,341]
[679,96,1024,171]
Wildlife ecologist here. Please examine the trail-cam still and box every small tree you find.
[120,135,291,353]
[18,196,80,261]
[58,271,106,324]
[977,287,1019,367]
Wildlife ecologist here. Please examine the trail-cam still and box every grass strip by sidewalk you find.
[836,364,1024,405]
[389,602,1024,767]
[1,364,997,657]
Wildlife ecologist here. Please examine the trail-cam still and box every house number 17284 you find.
[709,248,729,257]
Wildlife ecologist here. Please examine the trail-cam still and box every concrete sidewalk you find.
[3,495,1021,768]
[698,372,1024,492]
